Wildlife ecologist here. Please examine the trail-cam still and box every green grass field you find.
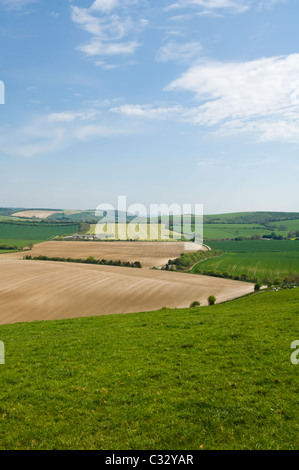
[202,224,270,240]
[192,240,299,284]
[0,223,79,249]
[207,240,299,252]
[172,222,299,241]
[192,252,299,284]
[0,288,298,450]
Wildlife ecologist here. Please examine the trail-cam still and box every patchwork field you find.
[192,252,299,284]
[88,223,182,241]
[198,240,299,284]
[0,260,255,325]
[12,210,62,219]
[0,223,79,249]
[0,241,204,268]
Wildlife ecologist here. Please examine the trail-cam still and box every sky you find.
[0,0,299,214]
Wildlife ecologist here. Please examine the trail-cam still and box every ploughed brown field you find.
[0,260,255,325]
[0,241,206,268]
[12,210,62,219]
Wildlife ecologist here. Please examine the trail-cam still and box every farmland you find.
[192,251,299,284]
[0,288,297,450]
[190,240,299,284]
[87,223,182,241]
[0,209,298,451]
[0,260,254,324]
[207,240,299,252]
[0,240,203,268]
[0,222,79,249]
[11,210,63,219]
[172,223,269,240]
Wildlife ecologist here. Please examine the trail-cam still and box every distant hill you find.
[203,212,299,224]
[1,208,299,226]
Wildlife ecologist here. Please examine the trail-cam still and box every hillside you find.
[0,288,297,450]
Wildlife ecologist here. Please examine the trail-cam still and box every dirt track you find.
[0,260,254,325]
[0,241,205,268]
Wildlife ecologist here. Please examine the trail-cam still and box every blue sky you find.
[0,0,299,214]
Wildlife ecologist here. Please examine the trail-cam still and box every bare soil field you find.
[0,241,206,268]
[0,260,255,325]
[12,210,62,219]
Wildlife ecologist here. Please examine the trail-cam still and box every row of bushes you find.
[0,244,19,251]
[194,268,299,287]
[24,255,142,269]
[190,295,216,308]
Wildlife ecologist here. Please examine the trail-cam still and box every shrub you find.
[254,283,262,292]
[208,295,216,306]
[190,301,200,308]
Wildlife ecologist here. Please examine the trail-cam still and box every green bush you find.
[190,301,200,308]
[208,295,216,306]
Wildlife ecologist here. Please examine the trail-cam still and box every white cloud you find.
[167,0,249,14]
[156,41,202,64]
[48,110,98,123]
[0,106,137,158]
[71,1,146,64]
[0,0,38,10]
[166,0,287,14]
[166,54,299,142]
[110,104,185,120]
[78,40,139,57]
[91,0,119,13]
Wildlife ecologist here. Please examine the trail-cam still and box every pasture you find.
[0,288,297,449]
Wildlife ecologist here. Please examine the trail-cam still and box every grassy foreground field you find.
[0,288,298,450]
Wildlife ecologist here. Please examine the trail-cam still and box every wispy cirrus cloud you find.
[0,105,137,158]
[110,104,186,120]
[71,0,148,68]
[156,40,202,64]
[0,0,38,10]
[166,0,249,14]
[166,0,287,15]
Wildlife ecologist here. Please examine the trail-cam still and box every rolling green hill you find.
[0,288,298,450]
